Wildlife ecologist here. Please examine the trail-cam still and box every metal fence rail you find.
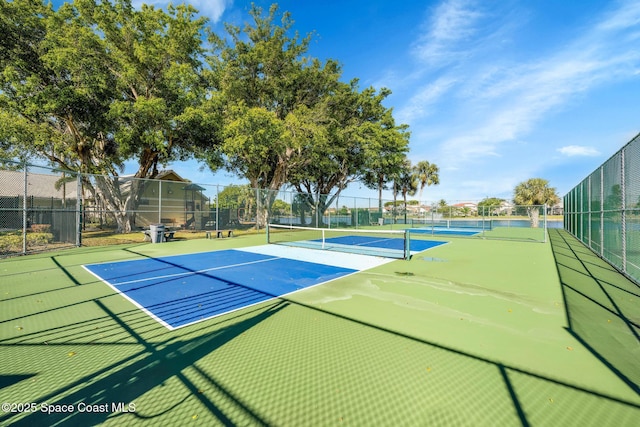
[1,160,557,257]
[564,133,640,285]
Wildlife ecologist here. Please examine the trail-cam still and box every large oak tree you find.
[0,0,216,232]
[204,4,341,227]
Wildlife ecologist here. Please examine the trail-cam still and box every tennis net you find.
[266,224,411,259]
[409,218,492,230]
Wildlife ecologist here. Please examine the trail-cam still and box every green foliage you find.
[215,185,254,208]
[478,197,505,207]
[0,231,53,253]
[271,199,291,216]
[395,161,418,198]
[223,104,290,189]
[513,178,559,227]
[2,1,415,230]
[288,80,410,224]
[384,200,418,207]
[1,0,216,232]
[413,160,439,199]
[204,4,345,226]
[1,0,214,176]
[478,197,505,215]
[513,178,559,206]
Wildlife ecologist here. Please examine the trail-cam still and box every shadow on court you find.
[1,297,286,426]
[549,229,640,394]
[2,239,639,425]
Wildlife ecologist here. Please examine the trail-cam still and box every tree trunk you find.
[255,187,281,229]
[92,175,145,233]
[378,177,384,214]
[403,191,408,225]
[528,207,540,228]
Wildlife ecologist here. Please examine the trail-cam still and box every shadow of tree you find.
[2,238,639,426]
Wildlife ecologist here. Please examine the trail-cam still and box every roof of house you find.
[453,202,478,208]
[0,170,79,199]
[119,170,189,183]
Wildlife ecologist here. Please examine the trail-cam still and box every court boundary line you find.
[82,249,363,331]
[173,267,363,330]
[83,266,174,330]
[96,256,281,287]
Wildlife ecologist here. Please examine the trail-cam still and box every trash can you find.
[149,224,165,243]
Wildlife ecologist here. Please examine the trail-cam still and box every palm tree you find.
[394,160,418,224]
[414,160,440,200]
[513,178,560,227]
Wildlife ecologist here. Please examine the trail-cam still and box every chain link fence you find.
[564,133,640,285]
[0,161,80,256]
[1,160,558,257]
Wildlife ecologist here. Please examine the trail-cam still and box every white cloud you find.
[557,145,601,157]
[412,0,483,65]
[407,0,640,171]
[596,0,640,31]
[397,77,457,123]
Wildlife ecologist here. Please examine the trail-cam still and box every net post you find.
[266,223,270,244]
[404,229,411,260]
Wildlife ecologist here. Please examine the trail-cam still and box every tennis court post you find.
[404,229,411,260]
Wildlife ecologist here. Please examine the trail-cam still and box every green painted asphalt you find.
[0,230,638,426]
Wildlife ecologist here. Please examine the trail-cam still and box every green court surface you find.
[1,230,638,425]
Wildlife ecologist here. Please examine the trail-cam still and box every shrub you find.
[30,224,51,233]
[28,233,53,246]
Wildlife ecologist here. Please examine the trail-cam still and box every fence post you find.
[22,164,28,255]
[216,185,219,233]
[543,204,547,243]
[600,166,604,256]
[621,147,626,274]
[587,175,591,246]
[353,197,357,229]
[158,180,162,224]
[76,173,82,247]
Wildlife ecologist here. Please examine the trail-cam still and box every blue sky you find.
[58,0,640,202]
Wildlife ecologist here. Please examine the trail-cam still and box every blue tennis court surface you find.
[321,235,446,251]
[274,235,447,258]
[84,236,448,329]
[84,249,357,329]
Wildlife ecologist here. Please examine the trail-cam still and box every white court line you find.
[92,256,281,287]
[82,265,174,330]
[82,246,396,331]
[82,255,284,331]
[235,245,395,271]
